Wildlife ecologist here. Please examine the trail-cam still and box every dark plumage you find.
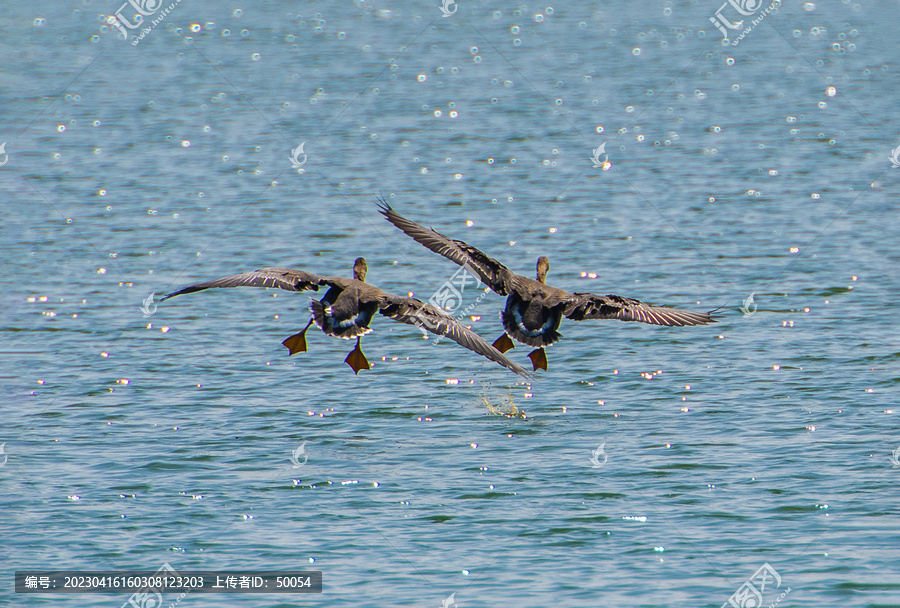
[378,200,716,371]
[162,257,529,377]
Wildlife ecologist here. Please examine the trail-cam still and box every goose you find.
[161,257,529,377]
[377,201,716,371]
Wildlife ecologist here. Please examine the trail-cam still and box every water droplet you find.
[632,48,641,55]
[803,2,815,11]
[232,9,243,17]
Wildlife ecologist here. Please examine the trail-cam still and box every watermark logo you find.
[889,144,900,168]
[430,264,480,312]
[290,442,308,468]
[0,443,7,467]
[112,0,183,46]
[441,592,458,607]
[740,292,757,316]
[890,445,900,468]
[290,142,308,168]
[439,0,458,18]
[590,142,611,170]
[0,142,9,167]
[123,562,178,608]
[140,293,157,318]
[589,442,607,468]
[722,563,790,608]
[413,264,488,343]
[709,0,777,46]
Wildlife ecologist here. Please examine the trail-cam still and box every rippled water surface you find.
[2,1,899,606]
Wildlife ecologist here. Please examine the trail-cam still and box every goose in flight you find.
[377,201,716,371]
[161,257,529,377]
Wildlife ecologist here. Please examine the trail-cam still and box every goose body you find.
[162,257,529,377]
[378,201,716,371]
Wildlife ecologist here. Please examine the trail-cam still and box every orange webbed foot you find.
[282,320,313,356]
[527,348,548,372]
[492,333,516,354]
[344,339,371,374]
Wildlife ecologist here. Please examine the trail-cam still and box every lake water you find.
[2,1,898,606]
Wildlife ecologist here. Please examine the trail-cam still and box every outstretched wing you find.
[377,198,512,295]
[564,293,716,326]
[378,294,531,378]
[161,267,328,300]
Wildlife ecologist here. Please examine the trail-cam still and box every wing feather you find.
[564,293,716,327]
[378,295,530,378]
[161,267,328,300]
[377,198,512,295]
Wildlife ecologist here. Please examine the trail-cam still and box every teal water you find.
[2,1,898,606]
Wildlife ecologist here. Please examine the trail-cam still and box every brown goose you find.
[377,201,716,371]
[161,257,529,377]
